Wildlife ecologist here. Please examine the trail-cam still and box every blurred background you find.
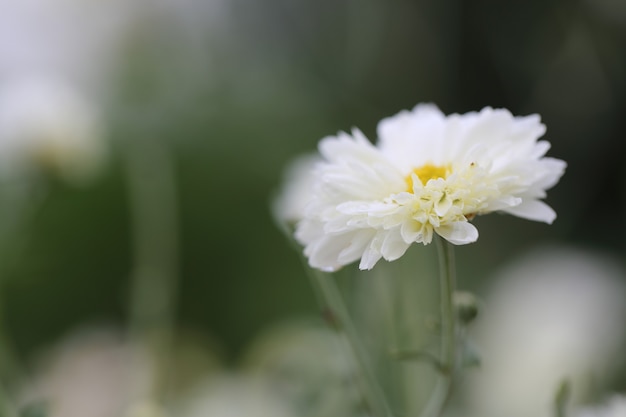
[0,0,625,416]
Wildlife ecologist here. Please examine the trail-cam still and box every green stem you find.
[0,182,40,416]
[309,268,394,417]
[419,236,457,417]
[124,138,180,402]
[279,227,392,417]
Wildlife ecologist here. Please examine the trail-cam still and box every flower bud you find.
[454,291,479,325]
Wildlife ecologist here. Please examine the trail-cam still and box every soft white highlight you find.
[175,376,293,417]
[19,329,153,417]
[0,77,106,184]
[574,396,626,417]
[273,154,321,226]
[463,247,626,417]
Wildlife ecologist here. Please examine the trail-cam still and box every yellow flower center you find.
[406,163,450,191]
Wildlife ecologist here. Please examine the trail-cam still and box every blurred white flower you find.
[294,104,565,271]
[21,328,153,417]
[574,395,626,417]
[273,154,321,226]
[244,322,364,417]
[173,322,367,417]
[0,77,106,184]
[175,375,295,417]
[463,247,626,417]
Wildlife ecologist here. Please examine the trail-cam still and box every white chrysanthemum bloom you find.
[295,104,566,271]
[0,77,106,184]
[574,396,626,417]
[463,247,626,417]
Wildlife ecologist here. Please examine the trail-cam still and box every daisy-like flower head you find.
[295,104,566,271]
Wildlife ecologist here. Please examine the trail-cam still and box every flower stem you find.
[0,183,39,415]
[419,236,457,417]
[278,227,393,417]
[124,138,180,402]
[310,268,394,417]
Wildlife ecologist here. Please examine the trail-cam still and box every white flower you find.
[294,104,566,271]
[243,323,363,417]
[174,375,295,417]
[20,328,153,417]
[0,77,106,184]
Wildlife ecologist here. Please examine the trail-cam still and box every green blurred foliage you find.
[1,0,625,365]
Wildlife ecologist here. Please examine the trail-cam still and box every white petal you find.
[381,231,411,261]
[485,196,522,212]
[502,200,556,224]
[272,154,320,223]
[400,220,421,243]
[305,233,358,272]
[337,200,396,216]
[534,158,567,190]
[318,130,376,163]
[377,104,446,170]
[530,140,551,159]
[295,219,325,245]
[434,193,453,216]
[359,246,383,270]
[436,222,479,245]
[337,230,376,265]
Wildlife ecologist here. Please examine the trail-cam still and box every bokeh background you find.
[1,0,625,415]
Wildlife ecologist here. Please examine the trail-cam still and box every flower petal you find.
[502,200,557,224]
[381,230,411,261]
[337,230,377,265]
[436,221,479,245]
[359,246,383,270]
